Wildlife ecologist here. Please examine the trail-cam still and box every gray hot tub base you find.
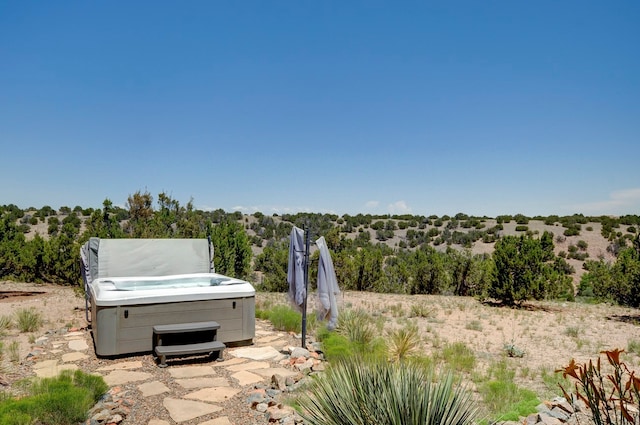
[91,296,255,357]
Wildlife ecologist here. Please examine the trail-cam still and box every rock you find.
[107,413,123,424]
[539,414,563,425]
[290,347,310,358]
[272,373,287,391]
[266,405,290,421]
[312,362,326,372]
[549,406,571,421]
[256,403,269,413]
[266,388,281,398]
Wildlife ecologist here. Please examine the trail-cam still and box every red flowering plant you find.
[557,349,640,425]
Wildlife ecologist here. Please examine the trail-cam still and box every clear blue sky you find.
[1,1,638,217]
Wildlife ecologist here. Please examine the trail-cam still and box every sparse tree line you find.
[1,193,639,307]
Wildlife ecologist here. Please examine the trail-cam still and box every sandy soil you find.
[1,281,639,404]
[260,290,640,399]
[0,281,86,372]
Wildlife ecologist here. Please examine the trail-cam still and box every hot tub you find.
[88,273,255,356]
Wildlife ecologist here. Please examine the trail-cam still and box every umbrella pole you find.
[301,224,310,348]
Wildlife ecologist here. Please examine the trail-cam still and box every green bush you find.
[260,305,302,333]
[0,370,108,425]
[297,359,478,425]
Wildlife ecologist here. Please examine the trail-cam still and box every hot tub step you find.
[154,341,225,367]
[153,321,224,367]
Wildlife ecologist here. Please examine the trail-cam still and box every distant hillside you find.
[14,206,638,286]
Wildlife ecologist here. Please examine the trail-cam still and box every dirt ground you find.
[262,289,640,399]
[1,281,639,401]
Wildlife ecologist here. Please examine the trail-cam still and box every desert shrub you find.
[489,235,556,305]
[15,308,42,333]
[580,247,640,307]
[409,302,433,318]
[558,349,639,425]
[564,225,581,236]
[297,359,478,425]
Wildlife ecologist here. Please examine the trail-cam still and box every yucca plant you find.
[387,323,421,361]
[297,359,478,425]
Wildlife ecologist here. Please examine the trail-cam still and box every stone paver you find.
[175,377,230,389]
[163,397,222,423]
[210,357,246,367]
[184,386,241,403]
[225,360,270,372]
[61,352,88,362]
[68,339,89,351]
[97,360,144,371]
[231,370,264,386]
[255,334,284,344]
[251,367,300,379]
[138,381,170,397]
[29,315,305,424]
[199,416,233,425]
[33,362,79,378]
[33,359,58,370]
[229,346,284,361]
[168,365,216,379]
[102,370,153,386]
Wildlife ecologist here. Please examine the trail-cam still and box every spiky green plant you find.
[14,308,42,333]
[409,302,433,318]
[387,323,421,361]
[297,359,478,425]
[0,315,12,334]
[337,309,375,348]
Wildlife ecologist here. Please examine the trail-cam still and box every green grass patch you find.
[317,326,387,361]
[437,342,476,373]
[540,366,571,400]
[476,360,540,422]
[627,339,640,356]
[0,370,108,425]
[257,305,302,333]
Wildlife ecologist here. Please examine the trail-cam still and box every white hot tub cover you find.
[81,237,214,284]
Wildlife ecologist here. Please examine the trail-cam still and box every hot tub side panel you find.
[92,296,255,356]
